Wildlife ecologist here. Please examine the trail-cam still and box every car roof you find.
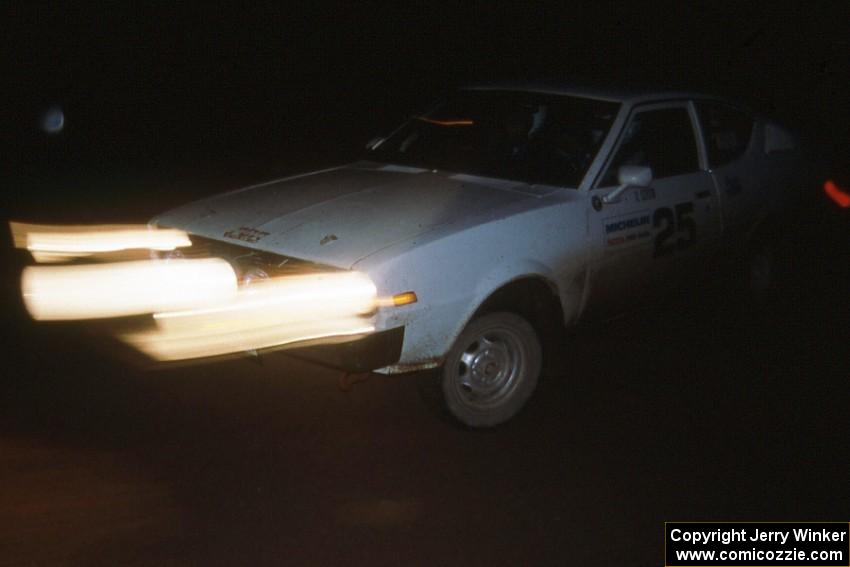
[462,81,740,107]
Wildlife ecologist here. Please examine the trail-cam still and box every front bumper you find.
[288,326,405,373]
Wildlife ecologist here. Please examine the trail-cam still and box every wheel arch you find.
[464,275,567,372]
[472,275,564,335]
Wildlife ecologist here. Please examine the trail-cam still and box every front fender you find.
[357,196,587,372]
[377,260,574,372]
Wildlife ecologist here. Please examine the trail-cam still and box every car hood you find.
[153,164,553,268]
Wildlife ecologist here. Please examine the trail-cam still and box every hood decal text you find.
[223,226,270,243]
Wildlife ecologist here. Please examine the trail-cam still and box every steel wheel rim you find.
[454,326,525,409]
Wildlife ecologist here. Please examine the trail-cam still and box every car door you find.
[694,100,760,238]
[582,102,722,319]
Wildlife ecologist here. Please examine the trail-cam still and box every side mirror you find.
[603,165,654,205]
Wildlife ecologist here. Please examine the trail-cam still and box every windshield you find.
[368,89,620,188]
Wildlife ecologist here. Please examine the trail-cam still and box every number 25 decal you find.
[653,202,696,257]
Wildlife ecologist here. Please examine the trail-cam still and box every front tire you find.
[440,312,541,428]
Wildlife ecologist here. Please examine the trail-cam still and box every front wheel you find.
[440,312,541,428]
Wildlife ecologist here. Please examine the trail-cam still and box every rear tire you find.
[741,227,793,312]
[746,242,776,308]
[440,312,541,428]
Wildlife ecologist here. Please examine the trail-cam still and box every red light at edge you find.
[824,180,850,208]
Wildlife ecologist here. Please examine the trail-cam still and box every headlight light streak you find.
[21,259,239,320]
[13,221,382,363]
[10,222,191,263]
[119,272,377,361]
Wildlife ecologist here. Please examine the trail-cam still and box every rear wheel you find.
[440,312,541,428]
[745,243,774,303]
[741,230,791,311]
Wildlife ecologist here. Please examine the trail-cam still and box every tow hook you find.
[338,371,371,391]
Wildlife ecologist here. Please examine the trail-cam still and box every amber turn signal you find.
[377,291,418,307]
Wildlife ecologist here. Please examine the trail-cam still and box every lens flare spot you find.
[41,106,65,134]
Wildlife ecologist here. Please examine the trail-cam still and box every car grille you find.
[173,234,340,281]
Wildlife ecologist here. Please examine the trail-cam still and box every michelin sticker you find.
[604,211,652,249]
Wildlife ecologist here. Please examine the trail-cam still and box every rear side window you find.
[600,107,699,186]
[696,102,754,168]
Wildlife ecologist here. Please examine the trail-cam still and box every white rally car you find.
[153,84,805,427]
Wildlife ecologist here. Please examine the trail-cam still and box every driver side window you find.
[600,107,699,186]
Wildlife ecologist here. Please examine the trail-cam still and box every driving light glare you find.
[824,180,850,208]
[21,259,238,320]
[120,272,377,361]
[10,222,191,262]
[14,220,380,362]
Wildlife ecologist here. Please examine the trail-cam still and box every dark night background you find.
[1,3,848,566]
